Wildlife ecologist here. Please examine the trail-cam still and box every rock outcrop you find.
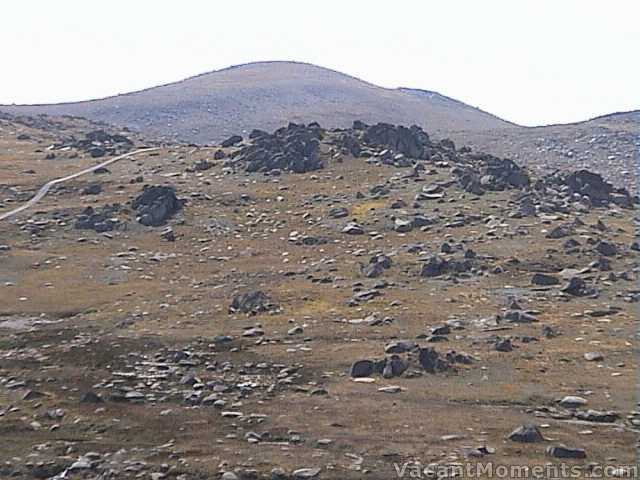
[132,186,184,227]
[231,123,323,173]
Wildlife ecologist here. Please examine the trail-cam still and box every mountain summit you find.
[0,61,514,144]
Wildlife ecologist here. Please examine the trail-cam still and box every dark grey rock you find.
[595,241,617,257]
[507,424,545,443]
[81,184,102,195]
[561,277,593,296]
[418,347,450,373]
[531,273,560,286]
[385,340,417,354]
[80,391,103,404]
[495,338,513,352]
[546,445,586,459]
[132,185,184,227]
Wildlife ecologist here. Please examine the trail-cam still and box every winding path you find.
[0,147,159,222]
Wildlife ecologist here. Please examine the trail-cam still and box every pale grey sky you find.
[1,0,638,126]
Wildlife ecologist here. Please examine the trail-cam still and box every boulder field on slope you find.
[1,113,638,479]
[69,120,635,240]
[219,120,635,211]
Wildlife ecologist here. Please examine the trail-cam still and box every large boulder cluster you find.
[74,204,122,232]
[132,185,184,227]
[334,121,531,197]
[361,122,429,158]
[453,153,530,195]
[73,185,184,233]
[217,119,635,218]
[537,169,634,209]
[335,121,431,163]
[419,251,491,278]
[230,123,323,173]
[350,343,473,379]
[335,120,635,213]
[218,121,636,218]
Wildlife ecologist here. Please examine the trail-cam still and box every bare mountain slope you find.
[0,61,515,144]
[451,110,639,190]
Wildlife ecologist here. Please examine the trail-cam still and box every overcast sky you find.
[1,0,638,126]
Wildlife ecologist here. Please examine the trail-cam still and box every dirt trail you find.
[0,147,158,221]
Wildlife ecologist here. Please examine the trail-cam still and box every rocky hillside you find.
[0,116,637,478]
[450,110,639,191]
[0,61,514,144]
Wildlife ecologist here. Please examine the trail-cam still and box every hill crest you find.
[0,61,515,144]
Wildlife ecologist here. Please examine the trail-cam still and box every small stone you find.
[201,394,219,405]
[22,390,44,400]
[271,467,287,480]
[574,410,619,423]
[384,340,416,354]
[80,392,103,403]
[394,218,413,233]
[69,459,92,471]
[378,386,402,394]
[531,273,559,286]
[546,445,586,459]
[595,241,617,257]
[350,360,374,378]
[584,352,604,362]
[242,327,265,337]
[221,411,243,418]
[125,391,145,401]
[288,325,304,336]
[542,325,559,338]
[328,207,349,219]
[293,468,321,479]
[559,396,588,408]
[507,424,544,443]
[342,222,364,235]
[494,338,513,352]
